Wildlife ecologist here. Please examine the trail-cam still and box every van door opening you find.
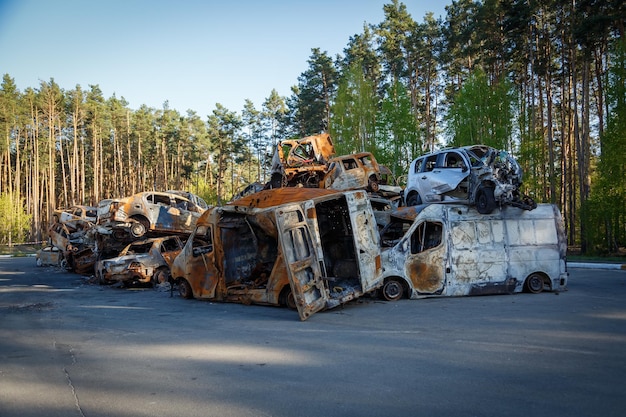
[315,196,364,300]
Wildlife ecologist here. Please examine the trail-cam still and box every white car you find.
[404,145,535,214]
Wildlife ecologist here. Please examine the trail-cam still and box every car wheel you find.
[280,287,297,309]
[406,192,422,206]
[178,279,194,299]
[153,268,170,287]
[130,221,147,238]
[381,278,405,301]
[368,177,380,192]
[476,187,496,214]
[525,273,544,294]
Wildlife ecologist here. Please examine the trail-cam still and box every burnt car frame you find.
[52,205,97,231]
[171,187,384,321]
[47,222,97,273]
[321,152,383,193]
[35,245,63,267]
[97,191,205,240]
[404,145,536,214]
[268,133,336,188]
[94,235,184,286]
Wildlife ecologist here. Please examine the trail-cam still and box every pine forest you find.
[0,0,624,254]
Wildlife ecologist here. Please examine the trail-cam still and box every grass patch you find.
[0,244,40,257]
[567,247,626,263]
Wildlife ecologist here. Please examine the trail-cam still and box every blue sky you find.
[0,0,450,117]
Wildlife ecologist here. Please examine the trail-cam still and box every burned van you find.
[170,188,383,320]
[378,203,568,301]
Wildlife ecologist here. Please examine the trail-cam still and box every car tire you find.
[280,287,297,309]
[153,268,170,287]
[178,279,194,299]
[524,273,544,294]
[368,177,380,192]
[476,187,496,214]
[381,278,405,301]
[130,221,147,238]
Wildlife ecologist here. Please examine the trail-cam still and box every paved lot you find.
[1,257,625,417]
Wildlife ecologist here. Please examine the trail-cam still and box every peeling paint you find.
[95,236,183,285]
[380,204,568,300]
[404,145,536,213]
[171,188,384,320]
[96,191,206,240]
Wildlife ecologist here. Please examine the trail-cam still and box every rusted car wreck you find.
[47,222,98,273]
[268,133,336,188]
[46,190,207,275]
[97,191,206,239]
[94,236,184,286]
[171,187,384,320]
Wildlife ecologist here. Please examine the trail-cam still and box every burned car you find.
[52,205,97,231]
[47,222,97,273]
[35,245,63,267]
[321,152,383,193]
[230,182,265,202]
[97,191,205,240]
[166,190,210,213]
[268,133,335,188]
[171,187,384,321]
[94,235,184,286]
[404,145,536,214]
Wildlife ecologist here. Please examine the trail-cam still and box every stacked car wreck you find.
[46,191,208,285]
[42,133,567,320]
[171,188,383,321]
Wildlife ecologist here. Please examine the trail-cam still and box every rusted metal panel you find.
[276,204,327,320]
[171,189,385,320]
[231,188,338,209]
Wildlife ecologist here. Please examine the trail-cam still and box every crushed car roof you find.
[228,188,340,209]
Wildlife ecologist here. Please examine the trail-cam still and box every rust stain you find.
[230,188,339,209]
[408,261,443,293]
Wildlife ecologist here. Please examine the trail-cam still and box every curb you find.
[568,262,626,270]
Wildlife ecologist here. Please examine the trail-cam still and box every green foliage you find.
[581,39,626,253]
[289,48,339,136]
[0,193,31,245]
[375,81,419,177]
[445,68,514,149]
[0,0,624,253]
[330,61,378,155]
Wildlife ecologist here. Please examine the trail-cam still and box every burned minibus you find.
[378,203,568,301]
[170,188,383,320]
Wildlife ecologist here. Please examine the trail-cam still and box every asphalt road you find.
[1,257,625,417]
